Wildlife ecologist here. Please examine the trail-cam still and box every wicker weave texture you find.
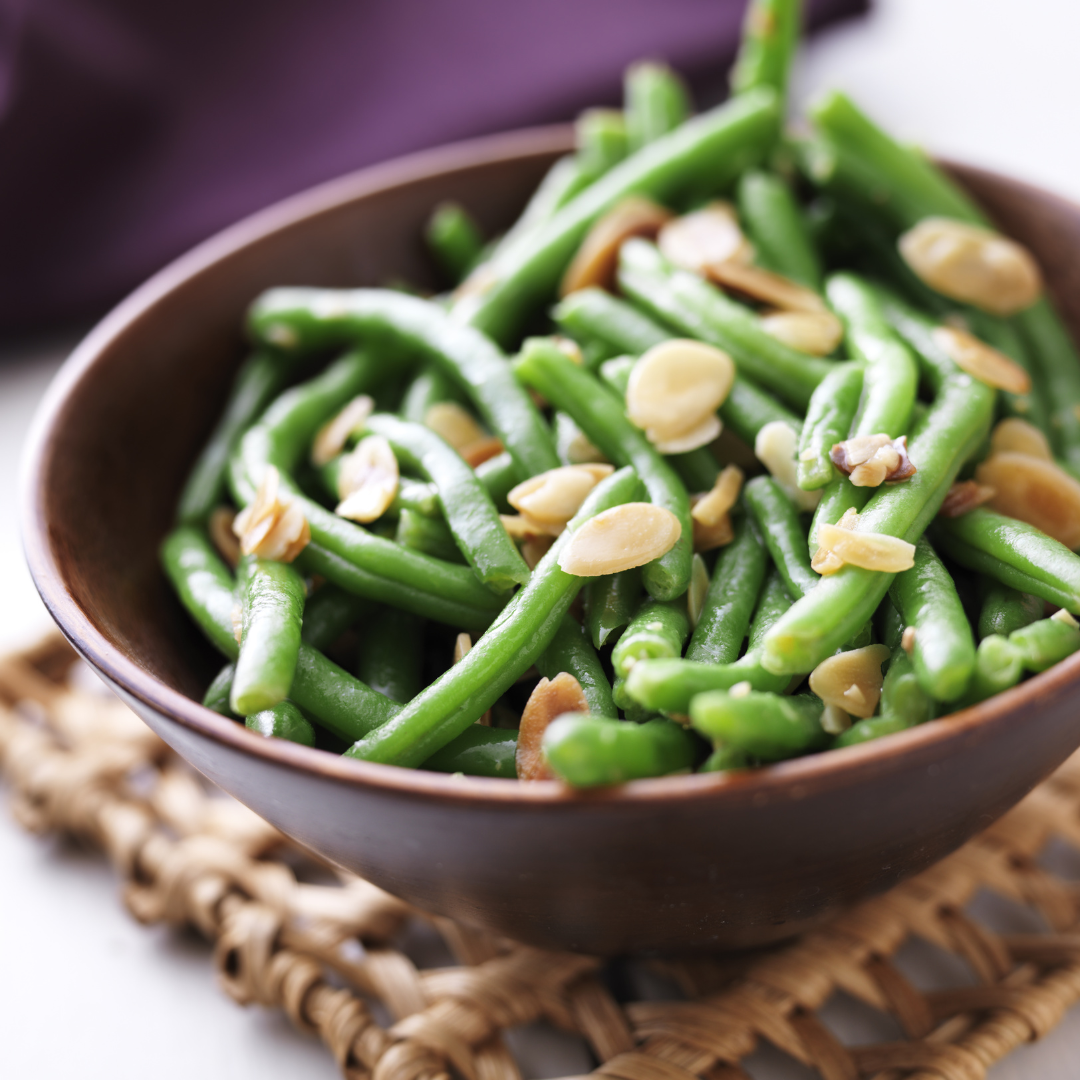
[3,635,1080,1080]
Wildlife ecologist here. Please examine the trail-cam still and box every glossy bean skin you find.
[425,202,484,285]
[576,108,630,178]
[231,556,308,715]
[366,413,529,592]
[454,88,780,346]
[513,338,692,601]
[357,606,425,703]
[542,714,699,787]
[889,537,976,702]
[625,654,788,716]
[878,646,934,728]
[956,634,1024,707]
[400,364,466,424]
[744,476,818,600]
[730,0,802,102]
[1010,617,1080,674]
[797,363,863,491]
[736,169,821,289]
[668,448,721,492]
[977,583,1042,641]
[474,451,519,511]
[202,663,237,717]
[395,508,465,563]
[345,468,643,766]
[245,701,316,747]
[690,691,828,761]
[585,568,642,650]
[422,726,518,778]
[611,597,690,679]
[624,61,690,152]
[301,585,370,651]
[834,714,912,749]
[536,613,616,718]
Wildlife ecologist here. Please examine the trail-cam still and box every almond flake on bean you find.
[310,395,375,467]
[938,480,997,519]
[500,514,562,540]
[691,465,744,527]
[651,413,722,454]
[814,521,916,573]
[233,465,311,563]
[689,502,735,553]
[517,673,590,780]
[975,451,1080,549]
[424,402,488,451]
[898,217,1042,316]
[811,507,860,576]
[626,339,734,444]
[707,260,829,316]
[558,503,682,576]
[657,202,754,276]
[933,325,1031,394]
[990,417,1053,461]
[830,433,916,488]
[820,704,851,735]
[335,435,400,523]
[508,464,614,525]
[560,196,672,296]
[809,644,891,719]
[755,420,821,512]
[460,436,505,468]
[209,506,241,568]
[759,310,844,356]
[521,536,554,570]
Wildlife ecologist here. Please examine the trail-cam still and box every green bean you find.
[957,634,1024,706]
[245,701,316,747]
[247,288,558,480]
[1010,617,1080,674]
[400,364,466,424]
[743,476,818,599]
[456,87,780,345]
[203,664,237,717]
[722,377,802,444]
[394,509,464,564]
[552,288,668,356]
[301,585,369,651]
[176,349,299,525]
[797,363,863,490]
[834,714,912,748]
[585,568,642,650]
[977,582,1042,641]
[536,614,616,718]
[599,355,635,396]
[577,108,630,177]
[366,413,529,591]
[699,744,752,772]
[514,338,692,601]
[933,509,1080,615]
[624,61,690,152]
[879,646,934,728]
[612,597,690,679]
[687,515,768,663]
[668,448,721,493]
[690,691,827,761]
[542,715,698,787]
[625,653,788,717]
[749,569,794,648]
[357,607,424,703]
[474,451,518,510]
[425,202,484,285]
[731,0,802,102]
[617,239,834,410]
[877,594,904,651]
[345,467,643,765]
[230,556,307,715]
[422,726,518,778]
[762,345,995,674]
[494,157,593,256]
[736,169,821,289]
[889,537,975,702]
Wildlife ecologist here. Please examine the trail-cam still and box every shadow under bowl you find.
[22,126,1080,954]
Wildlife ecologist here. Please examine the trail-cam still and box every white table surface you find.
[4,1,1080,1075]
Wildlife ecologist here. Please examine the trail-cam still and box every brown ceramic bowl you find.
[22,126,1080,954]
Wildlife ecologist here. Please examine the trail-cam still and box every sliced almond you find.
[558,503,682,577]
[500,514,560,540]
[809,644,891,719]
[690,504,735,553]
[424,401,487,451]
[311,395,374,467]
[508,464,614,526]
[990,417,1054,461]
[560,196,673,296]
[708,260,828,316]
[938,480,997,519]
[460,436,505,468]
[820,704,851,735]
[810,506,860,576]
[755,420,821,513]
[901,626,917,656]
[932,325,1031,395]
[233,465,311,563]
[209,506,241,568]
[561,425,609,466]
[657,202,754,276]
[815,521,916,573]
[453,633,491,724]
[760,309,844,356]
[687,553,710,629]
[335,435,399,523]
[691,465,744,527]
[521,535,555,570]
[975,452,1080,549]
[626,339,735,443]
[830,434,916,488]
[651,413,722,454]
[899,217,1042,316]
[517,672,590,780]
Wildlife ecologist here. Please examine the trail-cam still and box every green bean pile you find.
[163,0,1080,786]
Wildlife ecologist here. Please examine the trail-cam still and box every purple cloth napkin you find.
[0,0,866,331]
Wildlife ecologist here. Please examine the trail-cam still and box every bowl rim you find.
[21,122,1080,809]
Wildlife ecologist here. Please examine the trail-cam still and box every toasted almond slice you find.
[687,553,709,629]
[938,480,997,519]
[816,522,916,573]
[932,325,1031,394]
[209,506,241,568]
[759,309,844,356]
[626,339,735,442]
[233,465,311,562]
[820,704,851,735]
[311,395,374,467]
[560,196,672,296]
[335,435,399,523]
[810,506,860,575]
[830,434,915,488]
[521,535,555,570]
[657,202,754,276]
[990,417,1054,461]
[424,401,487,451]
[508,464,615,525]
[690,504,735,553]
[809,644,891,719]
[708,261,828,316]
[650,413,723,454]
[755,420,821,513]
[460,436,505,468]
[975,452,1080,549]
[558,503,682,576]
[517,672,590,780]
[899,217,1042,316]
[691,465,744,527]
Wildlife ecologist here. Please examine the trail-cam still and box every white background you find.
[4,1,1080,1075]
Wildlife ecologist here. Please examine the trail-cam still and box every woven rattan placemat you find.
[4,634,1080,1080]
